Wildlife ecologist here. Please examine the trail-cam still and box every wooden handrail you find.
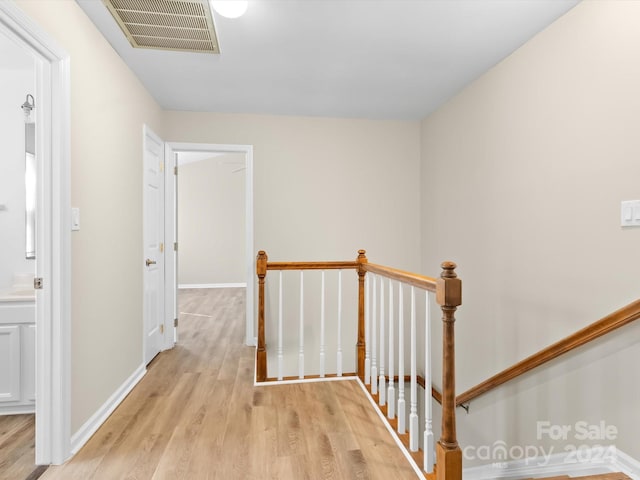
[255,251,462,480]
[456,298,640,407]
[364,263,437,292]
[255,250,367,383]
[267,261,358,271]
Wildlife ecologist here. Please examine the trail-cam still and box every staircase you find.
[255,251,640,480]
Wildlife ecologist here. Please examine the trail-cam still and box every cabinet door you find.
[0,326,21,403]
[22,325,36,402]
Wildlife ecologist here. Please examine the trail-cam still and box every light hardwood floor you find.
[0,413,42,480]
[38,288,418,480]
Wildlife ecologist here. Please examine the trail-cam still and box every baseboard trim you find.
[178,283,246,289]
[614,449,640,479]
[70,363,146,454]
[355,378,426,479]
[0,404,35,416]
[463,446,640,480]
[254,375,357,387]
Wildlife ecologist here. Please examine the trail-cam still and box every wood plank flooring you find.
[0,414,37,480]
[38,288,419,480]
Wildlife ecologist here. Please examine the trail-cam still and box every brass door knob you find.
[145,258,157,267]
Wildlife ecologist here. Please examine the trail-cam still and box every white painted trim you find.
[462,446,640,480]
[0,1,71,465]
[178,283,247,289]
[615,449,640,479]
[0,405,35,415]
[355,378,426,479]
[164,143,177,349]
[254,375,358,387]
[70,364,146,455]
[167,142,255,347]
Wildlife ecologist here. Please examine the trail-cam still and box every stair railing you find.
[256,249,463,480]
[456,297,640,408]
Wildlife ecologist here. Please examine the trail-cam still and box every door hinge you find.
[174,318,179,328]
[174,242,178,251]
[34,277,43,290]
[174,166,178,175]
[160,324,164,334]
[160,161,164,173]
[159,242,164,253]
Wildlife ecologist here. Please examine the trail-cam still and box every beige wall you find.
[178,153,246,285]
[421,1,640,463]
[165,113,422,379]
[165,112,422,270]
[16,0,164,433]
[17,0,638,465]
[13,1,422,439]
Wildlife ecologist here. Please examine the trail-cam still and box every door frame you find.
[0,2,72,464]
[166,142,255,346]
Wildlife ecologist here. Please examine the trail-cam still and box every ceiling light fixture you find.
[210,0,248,19]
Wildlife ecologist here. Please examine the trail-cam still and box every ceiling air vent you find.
[103,0,220,54]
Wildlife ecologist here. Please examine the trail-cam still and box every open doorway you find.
[175,151,247,349]
[0,23,38,479]
[0,1,72,470]
[166,143,254,347]
[177,151,246,289]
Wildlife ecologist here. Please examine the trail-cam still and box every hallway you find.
[37,287,415,479]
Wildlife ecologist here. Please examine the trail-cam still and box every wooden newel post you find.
[356,249,368,382]
[256,250,268,382]
[435,261,462,480]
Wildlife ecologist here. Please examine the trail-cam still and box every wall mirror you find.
[23,95,36,260]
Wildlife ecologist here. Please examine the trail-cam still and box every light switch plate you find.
[71,207,80,231]
[621,200,640,227]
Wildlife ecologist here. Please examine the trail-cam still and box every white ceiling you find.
[76,0,580,120]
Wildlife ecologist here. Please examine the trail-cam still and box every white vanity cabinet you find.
[0,299,36,415]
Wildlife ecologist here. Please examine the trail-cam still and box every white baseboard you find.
[255,375,358,387]
[355,378,427,479]
[0,404,35,415]
[615,449,640,479]
[70,363,146,454]
[178,283,246,289]
[463,446,640,480]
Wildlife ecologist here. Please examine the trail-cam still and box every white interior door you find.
[143,126,165,364]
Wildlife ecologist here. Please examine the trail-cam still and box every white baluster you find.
[320,270,326,378]
[387,279,395,419]
[371,274,378,395]
[337,270,343,377]
[424,290,434,473]
[364,274,370,385]
[379,276,386,406]
[299,270,304,379]
[397,283,406,434]
[277,271,283,381]
[409,286,418,451]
